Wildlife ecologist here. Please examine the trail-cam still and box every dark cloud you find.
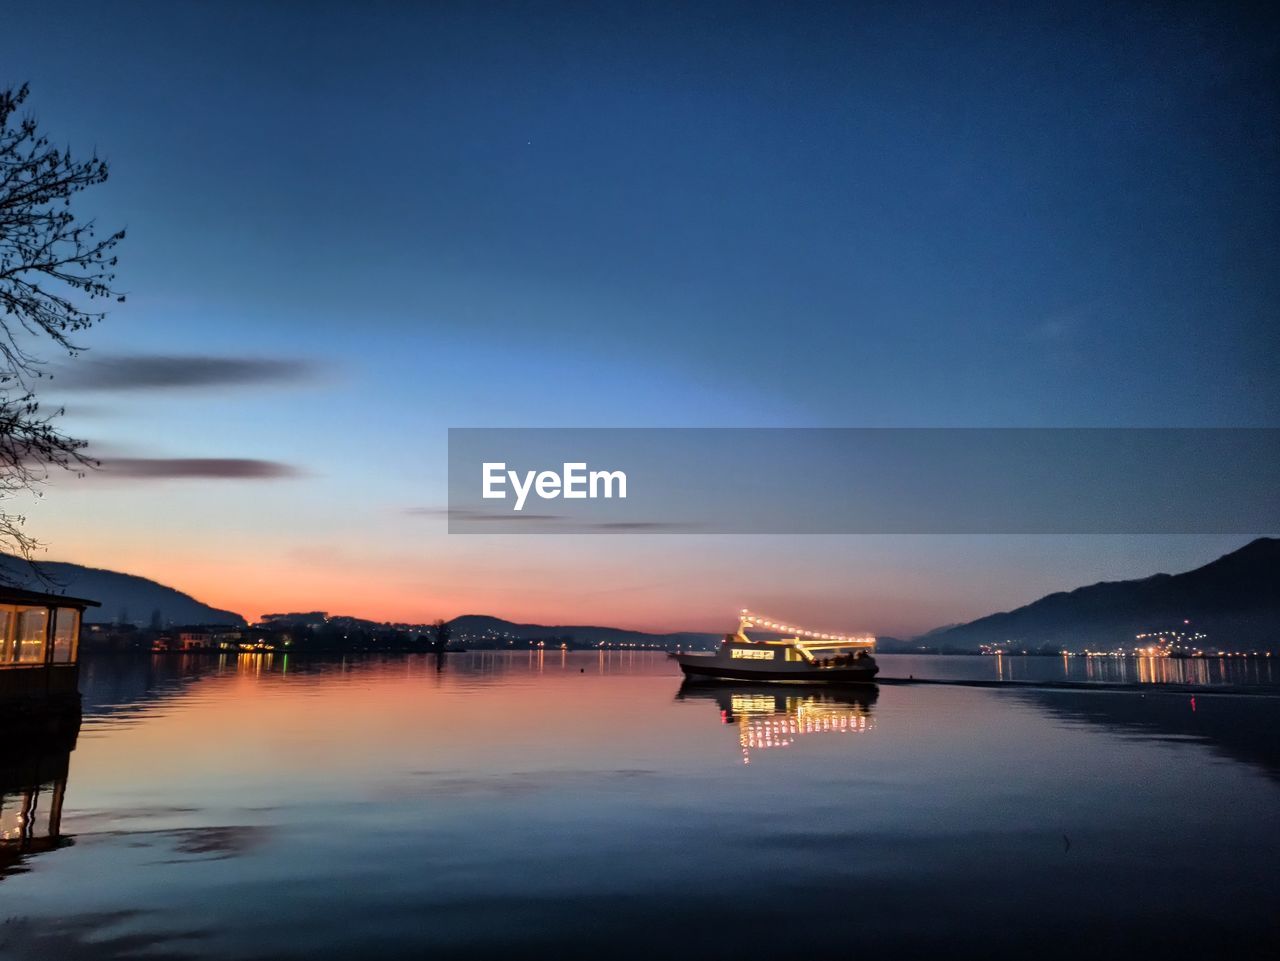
[404,508,697,530]
[101,458,300,479]
[581,521,700,531]
[49,403,115,419]
[53,354,316,391]
[406,507,566,522]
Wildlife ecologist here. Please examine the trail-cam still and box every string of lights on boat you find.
[738,609,875,644]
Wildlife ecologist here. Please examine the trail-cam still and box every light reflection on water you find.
[878,651,1278,686]
[675,684,877,763]
[0,651,1277,960]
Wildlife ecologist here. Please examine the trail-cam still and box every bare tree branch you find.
[0,83,123,569]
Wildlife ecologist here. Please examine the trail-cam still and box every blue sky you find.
[2,1,1275,633]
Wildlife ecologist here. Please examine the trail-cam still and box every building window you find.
[0,608,12,664]
[730,648,776,660]
[16,607,49,663]
[52,608,80,663]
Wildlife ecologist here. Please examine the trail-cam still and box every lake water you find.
[3,651,1279,959]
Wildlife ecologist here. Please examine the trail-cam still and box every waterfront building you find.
[0,585,100,716]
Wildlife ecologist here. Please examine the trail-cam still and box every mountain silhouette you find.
[917,538,1279,651]
[2,539,1273,650]
[0,555,246,627]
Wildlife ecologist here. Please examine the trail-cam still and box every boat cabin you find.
[720,628,877,665]
[675,611,878,684]
[0,585,99,711]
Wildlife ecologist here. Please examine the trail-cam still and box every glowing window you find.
[52,608,80,663]
[0,608,12,663]
[730,648,776,660]
[16,607,48,663]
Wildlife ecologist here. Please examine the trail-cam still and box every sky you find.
[1,1,1276,635]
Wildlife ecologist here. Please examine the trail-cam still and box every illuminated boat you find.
[673,611,878,685]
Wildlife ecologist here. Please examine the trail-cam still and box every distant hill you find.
[918,538,1280,652]
[448,614,718,651]
[872,636,916,654]
[6,538,1272,653]
[0,555,246,627]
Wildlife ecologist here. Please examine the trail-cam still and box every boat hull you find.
[675,656,878,686]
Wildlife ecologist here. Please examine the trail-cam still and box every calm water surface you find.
[2,651,1279,959]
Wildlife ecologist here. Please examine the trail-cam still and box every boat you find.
[672,611,878,685]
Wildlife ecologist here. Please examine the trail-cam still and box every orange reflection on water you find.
[70,650,724,816]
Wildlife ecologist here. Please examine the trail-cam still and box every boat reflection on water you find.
[0,718,79,880]
[678,682,877,763]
